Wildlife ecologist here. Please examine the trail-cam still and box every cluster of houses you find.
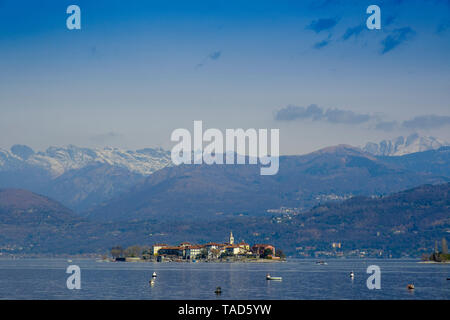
[151,232,277,260]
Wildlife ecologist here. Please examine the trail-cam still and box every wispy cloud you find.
[402,115,450,129]
[436,20,450,34]
[208,51,221,60]
[384,15,396,27]
[196,50,222,69]
[275,104,323,121]
[380,27,416,54]
[306,18,338,33]
[341,25,365,41]
[275,105,450,131]
[325,108,371,124]
[313,38,332,49]
[274,104,372,125]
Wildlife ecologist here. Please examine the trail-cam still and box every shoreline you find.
[111,258,287,263]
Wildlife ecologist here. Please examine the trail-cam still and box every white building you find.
[185,246,203,259]
[151,244,168,256]
[226,245,241,255]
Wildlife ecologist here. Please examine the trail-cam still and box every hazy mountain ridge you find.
[0,145,172,211]
[1,183,448,256]
[87,145,450,222]
[0,189,132,254]
[0,189,86,253]
[165,182,450,256]
[298,183,450,240]
[380,146,450,178]
[1,142,449,218]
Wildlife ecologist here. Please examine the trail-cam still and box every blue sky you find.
[0,0,449,154]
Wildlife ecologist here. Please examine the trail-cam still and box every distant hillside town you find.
[110,232,285,262]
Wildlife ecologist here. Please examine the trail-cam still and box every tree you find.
[125,245,142,258]
[262,248,273,259]
[275,249,286,259]
[111,246,124,259]
[220,251,233,259]
[141,246,152,260]
[199,248,208,259]
[209,248,221,259]
[442,238,448,254]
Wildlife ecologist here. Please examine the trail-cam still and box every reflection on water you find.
[0,258,448,300]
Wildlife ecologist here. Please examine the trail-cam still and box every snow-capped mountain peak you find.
[363,134,449,156]
[0,144,172,177]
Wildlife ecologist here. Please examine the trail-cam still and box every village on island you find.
[110,232,285,262]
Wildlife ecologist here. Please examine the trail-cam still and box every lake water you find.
[0,258,448,300]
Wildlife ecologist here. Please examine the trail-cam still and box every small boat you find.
[407,284,415,290]
[152,272,157,278]
[266,274,282,281]
[350,271,354,278]
[316,261,327,265]
[214,286,222,294]
[67,259,72,263]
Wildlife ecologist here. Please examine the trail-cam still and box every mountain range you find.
[1,144,171,177]
[86,144,449,221]
[0,136,450,222]
[0,145,171,211]
[0,136,449,256]
[1,138,450,217]
[363,133,448,156]
[1,183,448,256]
[0,188,86,253]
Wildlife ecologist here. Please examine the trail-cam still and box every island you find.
[421,238,449,263]
[109,232,286,263]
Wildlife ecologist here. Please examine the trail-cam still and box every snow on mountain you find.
[363,134,449,156]
[0,148,23,169]
[0,144,172,177]
[2,136,447,177]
